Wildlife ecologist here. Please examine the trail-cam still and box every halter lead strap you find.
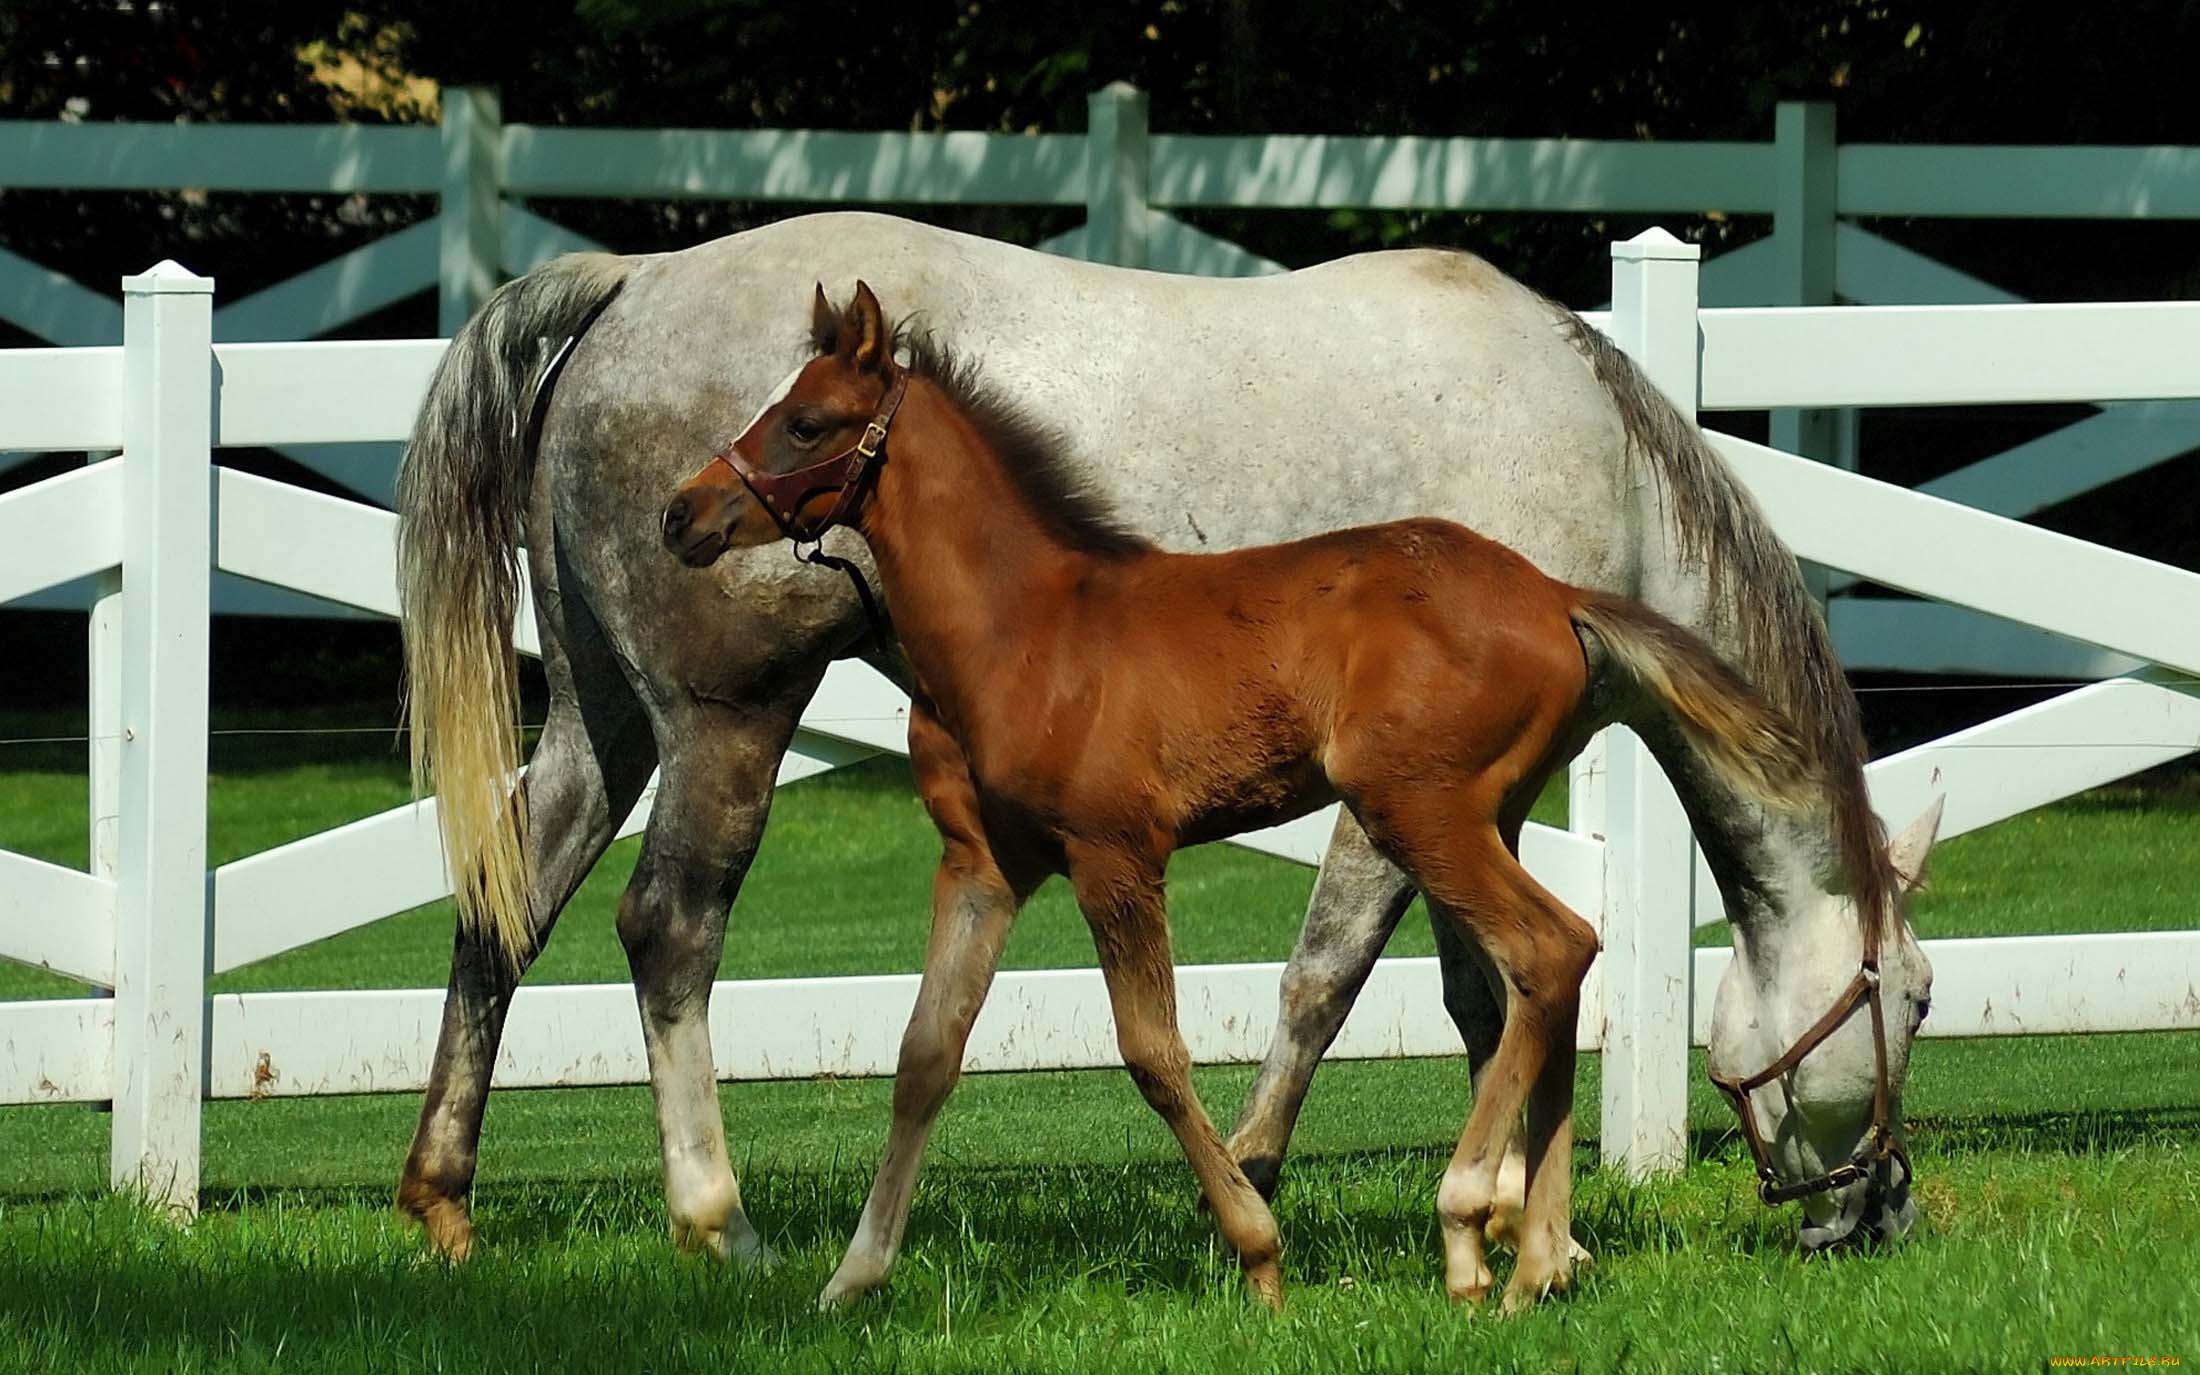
[1708,912,1907,1205]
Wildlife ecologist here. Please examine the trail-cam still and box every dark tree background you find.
[2,0,2197,741]
[9,0,2200,304]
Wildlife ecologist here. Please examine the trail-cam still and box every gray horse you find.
[393,213,1940,1292]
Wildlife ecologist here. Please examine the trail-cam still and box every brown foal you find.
[664,283,1819,1311]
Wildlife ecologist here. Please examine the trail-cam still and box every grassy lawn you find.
[0,715,2194,1371]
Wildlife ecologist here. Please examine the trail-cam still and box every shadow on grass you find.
[1910,1104,2200,1154]
[5,1116,2191,1374]
[0,1155,1659,1370]
[180,1146,1798,1283]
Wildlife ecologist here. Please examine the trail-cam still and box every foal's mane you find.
[1553,303,1899,935]
[812,309,1152,559]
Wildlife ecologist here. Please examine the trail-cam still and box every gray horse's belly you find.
[545,213,1643,688]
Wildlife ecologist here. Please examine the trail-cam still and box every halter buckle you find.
[857,419,889,459]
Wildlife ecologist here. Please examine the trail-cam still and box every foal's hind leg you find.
[1435,810,1595,1272]
[1070,843,1285,1309]
[398,591,654,1259]
[1378,821,1595,1308]
[822,700,1041,1309]
[1227,811,1581,1272]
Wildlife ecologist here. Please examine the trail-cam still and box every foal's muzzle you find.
[661,491,731,567]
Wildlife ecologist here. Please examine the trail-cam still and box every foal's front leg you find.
[821,700,1037,1309]
[1070,842,1286,1310]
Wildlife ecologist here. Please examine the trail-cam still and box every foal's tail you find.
[1568,591,1820,814]
[397,252,630,967]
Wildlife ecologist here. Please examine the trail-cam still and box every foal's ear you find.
[810,282,838,355]
[845,279,890,372]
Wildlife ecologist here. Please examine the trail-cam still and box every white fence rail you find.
[8,85,2200,681]
[3,234,2199,1212]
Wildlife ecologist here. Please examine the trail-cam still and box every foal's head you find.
[663,281,901,566]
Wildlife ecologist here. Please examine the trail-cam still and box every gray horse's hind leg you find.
[399,538,655,1258]
[1226,809,1416,1197]
[397,690,655,1256]
[613,683,818,1266]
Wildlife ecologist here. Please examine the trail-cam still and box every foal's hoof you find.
[728,1232,783,1272]
[1445,1271,1494,1308]
[1483,1207,1594,1272]
[672,1215,782,1272]
[1244,1259,1286,1313]
[1498,1260,1575,1315]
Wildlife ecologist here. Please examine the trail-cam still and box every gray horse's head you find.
[1707,797,1942,1251]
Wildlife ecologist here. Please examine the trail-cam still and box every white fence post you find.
[439,86,503,336]
[1599,229,1701,1175]
[110,262,214,1215]
[1772,100,1854,602]
[1086,82,1151,269]
[87,449,123,996]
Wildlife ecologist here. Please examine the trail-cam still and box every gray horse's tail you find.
[1570,591,1820,815]
[397,252,630,967]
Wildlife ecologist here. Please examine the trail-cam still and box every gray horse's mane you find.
[1555,309,1898,934]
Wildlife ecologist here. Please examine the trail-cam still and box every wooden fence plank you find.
[1148,134,1775,212]
[1699,302,2200,409]
[502,126,1088,203]
[0,851,116,988]
[1709,431,2200,676]
[0,122,439,193]
[0,462,123,604]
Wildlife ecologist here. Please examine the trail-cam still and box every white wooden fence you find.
[3,230,2197,1211]
[6,87,2200,679]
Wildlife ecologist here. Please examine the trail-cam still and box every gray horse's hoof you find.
[1237,1154,1284,1202]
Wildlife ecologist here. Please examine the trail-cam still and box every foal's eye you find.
[785,416,826,446]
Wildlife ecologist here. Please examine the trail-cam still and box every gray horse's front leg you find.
[398,694,655,1257]
[614,690,813,1266]
[1227,809,1416,1197]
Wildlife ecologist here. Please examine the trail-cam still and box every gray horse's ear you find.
[1887,795,1944,893]
[811,283,838,355]
[847,280,889,372]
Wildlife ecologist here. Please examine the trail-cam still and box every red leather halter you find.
[698,371,909,649]
[704,372,908,545]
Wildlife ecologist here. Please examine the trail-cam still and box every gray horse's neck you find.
[1628,707,1866,956]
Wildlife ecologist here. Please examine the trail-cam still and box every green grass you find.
[0,715,2195,1371]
